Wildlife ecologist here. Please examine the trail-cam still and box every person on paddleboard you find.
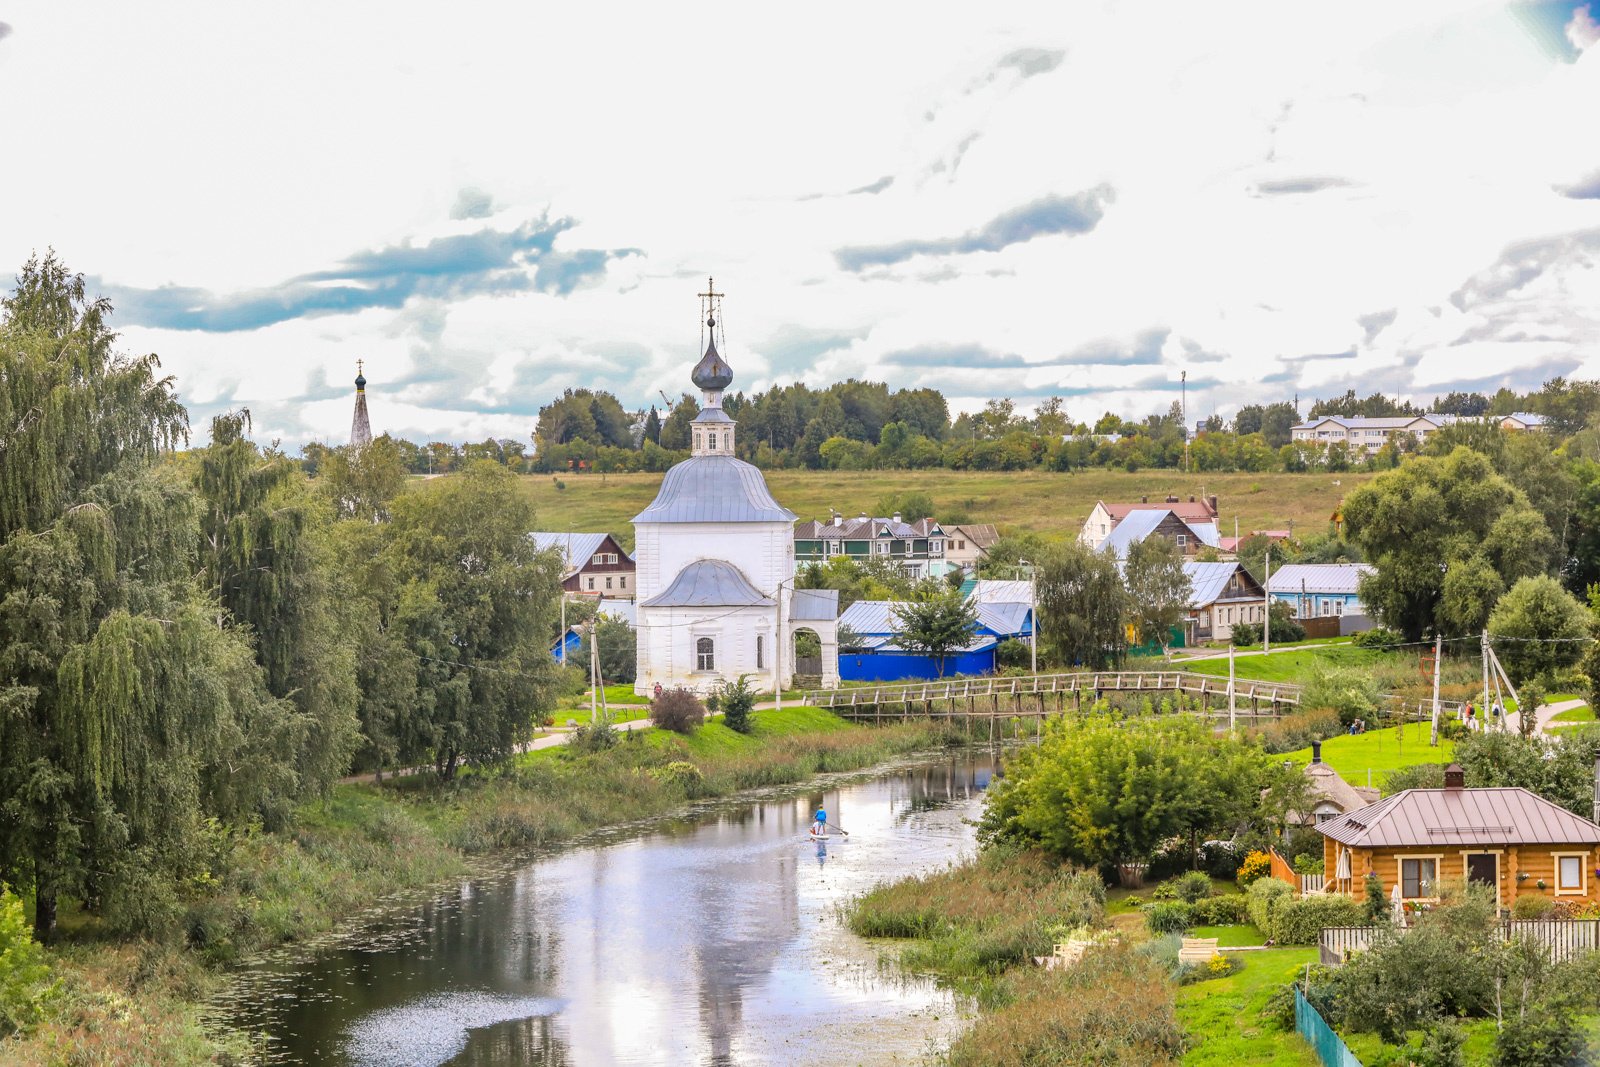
[813,807,827,836]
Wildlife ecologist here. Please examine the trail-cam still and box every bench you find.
[1033,939,1091,970]
[1179,937,1220,965]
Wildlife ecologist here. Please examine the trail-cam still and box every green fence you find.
[1295,988,1362,1067]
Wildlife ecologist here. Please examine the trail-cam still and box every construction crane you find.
[657,389,674,409]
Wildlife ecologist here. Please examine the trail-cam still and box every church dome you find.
[691,337,734,392]
[633,455,797,524]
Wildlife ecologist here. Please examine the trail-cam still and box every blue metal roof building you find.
[834,598,1034,682]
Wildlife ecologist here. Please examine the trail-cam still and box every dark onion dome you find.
[691,337,734,391]
[355,370,367,391]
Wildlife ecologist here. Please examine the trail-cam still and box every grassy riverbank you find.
[847,851,1326,1065]
[8,707,957,1065]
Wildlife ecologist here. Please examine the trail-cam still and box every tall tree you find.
[1342,447,1556,641]
[384,461,563,779]
[1123,537,1192,653]
[0,255,294,939]
[891,587,979,677]
[1486,576,1590,684]
[1035,540,1128,668]
[195,412,361,803]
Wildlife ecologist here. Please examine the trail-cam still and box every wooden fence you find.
[1320,919,1600,967]
[805,671,1464,728]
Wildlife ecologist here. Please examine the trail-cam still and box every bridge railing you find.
[803,670,1463,721]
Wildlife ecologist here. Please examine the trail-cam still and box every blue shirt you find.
[815,809,827,823]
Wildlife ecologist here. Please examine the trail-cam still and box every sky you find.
[1,2,1598,448]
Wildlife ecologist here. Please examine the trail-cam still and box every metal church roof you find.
[640,559,772,608]
[633,455,798,524]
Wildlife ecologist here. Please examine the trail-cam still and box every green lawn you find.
[509,469,1370,553]
[1192,923,1268,947]
[1183,645,1380,684]
[550,704,650,726]
[1175,947,1320,1066]
[642,704,851,757]
[1552,704,1595,723]
[1344,1016,1600,1063]
[1282,721,1449,791]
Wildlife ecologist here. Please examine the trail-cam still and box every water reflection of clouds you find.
[344,992,563,1067]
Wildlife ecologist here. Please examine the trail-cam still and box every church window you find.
[756,635,764,669]
[709,433,717,449]
[696,637,715,671]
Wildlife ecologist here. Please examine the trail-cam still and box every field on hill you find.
[506,469,1371,551]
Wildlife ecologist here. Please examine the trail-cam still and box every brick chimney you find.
[1140,495,1148,504]
[1444,763,1465,789]
[1208,494,1219,516]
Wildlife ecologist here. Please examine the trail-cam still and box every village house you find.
[1096,507,1222,561]
[792,513,959,579]
[1183,561,1267,644]
[1081,494,1220,552]
[1289,742,1379,828]
[941,522,1000,573]
[1317,764,1600,910]
[1267,562,1374,620]
[529,531,637,597]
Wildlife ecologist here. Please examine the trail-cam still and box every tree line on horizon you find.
[329,375,1600,478]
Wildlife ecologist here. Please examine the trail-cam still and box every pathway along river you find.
[218,752,995,1066]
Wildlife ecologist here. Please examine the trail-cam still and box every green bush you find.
[566,719,618,753]
[1169,870,1214,903]
[1292,853,1325,875]
[1246,877,1295,935]
[1511,895,1554,920]
[1301,663,1382,726]
[1190,894,1250,925]
[0,886,56,1038]
[1143,900,1194,935]
[717,675,756,734]
[1257,707,1344,754]
[1495,1006,1585,1067]
[1272,894,1366,944]
[652,760,706,792]
[649,688,705,733]
[1352,627,1404,649]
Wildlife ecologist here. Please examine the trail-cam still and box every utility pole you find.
[1262,548,1272,655]
[1182,370,1190,473]
[1482,629,1491,731]
[1019,560,1038,675]
[1228,643,1236,731]
[1428,632,1442,746]
[594,601,608,726]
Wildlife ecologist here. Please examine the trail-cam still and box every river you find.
[218,752,996,1067]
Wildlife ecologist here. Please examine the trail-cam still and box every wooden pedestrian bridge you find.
[803,670,1465,729]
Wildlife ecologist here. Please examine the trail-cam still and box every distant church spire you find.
[350,359,373,451]
[690,277,736,458]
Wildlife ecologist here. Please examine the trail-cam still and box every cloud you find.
[450,187,496,220]
[1044,328,1170,367]
[995,47,1065,79]
[880,343,1028,368]
[1358,308,1397,342]
[1449,228,1600,310]
[849,175,895,195]
[1251,176,1352,196]
[0,22,12,42]
[96,216,638,331]
[1558,170,1600,199]
[834,186,1113,270]
[1568,3,1600,51]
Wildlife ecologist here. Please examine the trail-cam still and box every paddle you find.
[824,820,849,837]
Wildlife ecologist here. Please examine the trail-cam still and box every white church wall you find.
[634,605,780,696]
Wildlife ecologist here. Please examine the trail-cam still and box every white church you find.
[632,283,840,696]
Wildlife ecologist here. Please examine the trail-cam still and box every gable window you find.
[1176,533,1187,549]
[593,554,605,565]
[1555,853,1588,895]
[1400,857,1439,899]
[696,637,715,672]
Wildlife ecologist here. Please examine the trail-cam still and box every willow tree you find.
[0,255,293,939]
[383,460,562,779]
[194,411,359,801]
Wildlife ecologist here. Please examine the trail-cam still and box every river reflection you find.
[222,752,994,1067]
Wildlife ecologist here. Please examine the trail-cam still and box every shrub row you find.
[1246,877,1365,943]
[1142,893,1250,934]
